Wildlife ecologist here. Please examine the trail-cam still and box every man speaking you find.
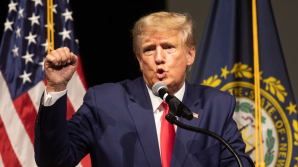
[34,12,253,167]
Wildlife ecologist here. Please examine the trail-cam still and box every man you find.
[34,12,253,166]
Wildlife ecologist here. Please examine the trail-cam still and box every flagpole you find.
[47,0,50,54]
[47,0,54,54]
[50,0,54,50]
[252,0,265,166]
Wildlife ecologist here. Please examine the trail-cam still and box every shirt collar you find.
[146,82,186,112]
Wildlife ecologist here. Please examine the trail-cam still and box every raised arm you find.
[34,47,89,166]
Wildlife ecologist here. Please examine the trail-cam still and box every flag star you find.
[75,39,79,48]
[28,13,40,26]
[25,32,37,45]
[19,70,32,84]
[11,45,19,57]
[8,1,18,13]
[18,7,24,19]
[41,39,52,52]
[61,9,73,22]
[58,28,71,41]
[221,66,230,79]
[44,23,55,32]
[22,51,34,64]
[49,4,58,14]
[31,0,43,7]
[16,26,21,38]
[286,101,297,115]
[4,19,14,31]
[39,58,45,70]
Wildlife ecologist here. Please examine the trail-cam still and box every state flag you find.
[191,0,298,166]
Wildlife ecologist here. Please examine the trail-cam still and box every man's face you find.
[137,30,195,94]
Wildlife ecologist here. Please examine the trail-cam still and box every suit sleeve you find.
[34,87,97,167]
[219,96,254,167]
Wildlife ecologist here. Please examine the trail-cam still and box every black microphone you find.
[152,82,193,120]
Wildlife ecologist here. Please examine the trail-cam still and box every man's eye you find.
[144,48,154,52]
[165,46,174,49]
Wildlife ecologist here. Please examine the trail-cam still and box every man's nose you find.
[154,47,165,64]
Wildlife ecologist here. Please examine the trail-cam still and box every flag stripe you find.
[0,73,37,167]
[77,56,88,90]
[67,71,86,111]
[0,117,22,167]
[12,93,37,144]
[81,154,92,167]
[27,81,46,113]
[76,162,83,167]
[0,153,4,167]
[0,153,3,167]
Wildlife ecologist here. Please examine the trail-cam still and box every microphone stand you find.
[165,114,244,167]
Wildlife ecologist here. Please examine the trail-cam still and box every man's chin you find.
[157,78,171,86]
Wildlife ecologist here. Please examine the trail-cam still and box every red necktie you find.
[160,102,175,167]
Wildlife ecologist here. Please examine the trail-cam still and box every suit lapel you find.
[127,78,162,167]
[171,82,205,167]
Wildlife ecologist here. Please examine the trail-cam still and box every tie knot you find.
[161,101,169,113]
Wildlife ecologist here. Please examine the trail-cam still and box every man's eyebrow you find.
[160,40,175,45]
[142,42,155,49]
[141,38,176,48]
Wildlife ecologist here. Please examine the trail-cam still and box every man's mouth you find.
[156,69,166,79]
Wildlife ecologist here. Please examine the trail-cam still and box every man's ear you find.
[186,47,196,66]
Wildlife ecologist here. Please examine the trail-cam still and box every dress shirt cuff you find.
[43,88,67,106]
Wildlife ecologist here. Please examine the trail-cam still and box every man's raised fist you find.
[44,47,78,93]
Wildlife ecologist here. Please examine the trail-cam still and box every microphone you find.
[152,82,193,120]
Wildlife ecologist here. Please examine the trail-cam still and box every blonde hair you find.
[132,11,195,56]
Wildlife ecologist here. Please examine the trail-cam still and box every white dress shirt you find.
[43,88,67,106]
[146,83,185,152]
[43,82,185,152]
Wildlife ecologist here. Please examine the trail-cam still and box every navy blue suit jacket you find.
[34,77,253,167]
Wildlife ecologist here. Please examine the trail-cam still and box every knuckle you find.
[57,47,64,51]
[51,50,58,56]
[46,54,53,60]
[57,48,64,54]
[63,47,70,52]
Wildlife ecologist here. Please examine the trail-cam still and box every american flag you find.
[0,0,91,166]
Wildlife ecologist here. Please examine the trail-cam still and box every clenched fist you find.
[44,47,78,93]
